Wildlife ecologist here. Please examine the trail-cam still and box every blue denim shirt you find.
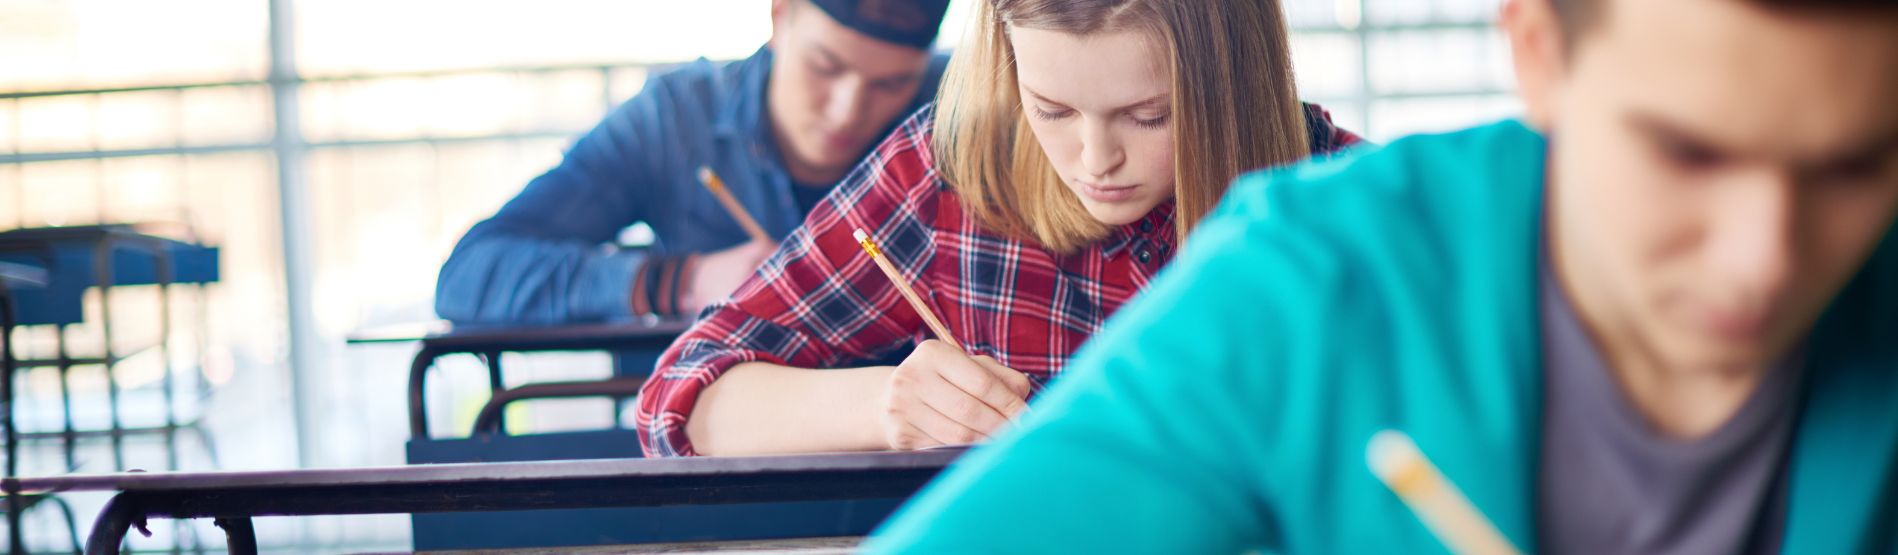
[435,46,948,324]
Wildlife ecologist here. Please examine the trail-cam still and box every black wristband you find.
[643,255,673,317]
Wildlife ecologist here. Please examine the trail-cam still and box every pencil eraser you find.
[1367,429,1420,480]
[853,229,869,242]
[698,167,714,182]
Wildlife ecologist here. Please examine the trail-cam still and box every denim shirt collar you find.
[713,46,778,146]
[710,45,800,216]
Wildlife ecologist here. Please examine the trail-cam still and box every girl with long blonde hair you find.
[637,0,1360,456]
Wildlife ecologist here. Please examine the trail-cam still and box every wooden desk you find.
[7,449,960,555]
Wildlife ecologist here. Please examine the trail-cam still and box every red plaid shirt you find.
[637,104,1361,456]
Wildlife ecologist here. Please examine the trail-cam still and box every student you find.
[868,0,1898,552]
[435,0,951,324]
[634,0,1360,457]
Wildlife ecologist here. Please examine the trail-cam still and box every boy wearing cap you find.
[869,0,1898,552]
[437,0,950,324]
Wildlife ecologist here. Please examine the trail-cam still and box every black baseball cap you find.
[808,0,953,50]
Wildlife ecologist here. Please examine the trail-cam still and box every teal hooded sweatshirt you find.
[867,120,1898,554]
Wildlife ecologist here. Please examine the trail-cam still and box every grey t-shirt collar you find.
[1537,252,1804,554]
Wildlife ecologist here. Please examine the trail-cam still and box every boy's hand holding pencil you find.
[678,168,780,313]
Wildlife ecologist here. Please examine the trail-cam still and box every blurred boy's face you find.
[1508,0,1898,372]
[768,0,934,185]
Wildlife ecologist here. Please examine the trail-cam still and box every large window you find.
[1286,0,1518,138]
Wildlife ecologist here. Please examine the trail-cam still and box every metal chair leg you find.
[211,518,254,555]
[3,293,23,555]
[481,351,507,433]
[83,494,137,555]
[6,491,25,555]
[407,347,438,439]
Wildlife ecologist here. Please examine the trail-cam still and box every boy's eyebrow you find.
[813,44,927,85]
[1626,111,1721,148]
[811,44,843,67]
[1815,127,1898,168]
[1625,109,1749,159]
[873,76,922,89]
[1630,109,1898,169]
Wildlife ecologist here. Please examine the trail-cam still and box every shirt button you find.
[1135,248,1152,264]
[1139,220,1154,233]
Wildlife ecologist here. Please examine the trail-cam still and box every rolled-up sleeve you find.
[636,109,944,457]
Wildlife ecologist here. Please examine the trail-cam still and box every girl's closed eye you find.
[1030,106,1074,122]
[1131,112,1170,129]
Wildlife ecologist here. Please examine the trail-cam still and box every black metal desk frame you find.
[8,449,959,555]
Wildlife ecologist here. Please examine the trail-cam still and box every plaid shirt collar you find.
[1099,201,1177,260]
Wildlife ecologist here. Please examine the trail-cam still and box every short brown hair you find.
[933,0,1310,253]
[1552,0,1898,39]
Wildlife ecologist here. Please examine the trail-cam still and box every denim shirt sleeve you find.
[434,78,678,325]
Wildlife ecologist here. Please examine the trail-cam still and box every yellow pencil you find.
[698,167,771,243]
[853,228,963,352]
[1367,430,1523,555]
